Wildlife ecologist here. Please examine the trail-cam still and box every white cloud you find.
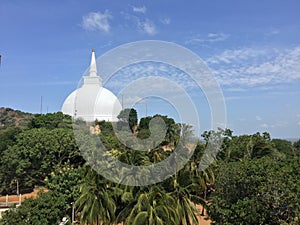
[161,18,171,25]
[208,45,300,86]
[260,123,269,128]
[132,6,147,14]
[82,10,112,33]
[207,48,265,64]
[256,116,262,121]
[138,19,157,36]
[297,115,300,126]
[260,121,288,129]
[266,27,280,36]
[104,61,199,95]
[186,33,229,45]
[207,33,229,42]
[223,87,247,92]
[224,96,251,101]
[121,9,160,36]
[121,95,143,107]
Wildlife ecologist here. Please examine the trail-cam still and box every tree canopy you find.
[0,108,299,225]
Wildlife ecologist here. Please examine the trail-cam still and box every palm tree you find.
[172,181,201,225]
[75,168,116,225]
[187,143,215,217]
[165,123,180,150]
[148,147,168,163]
[118,186,179,225]
[199,167,215,216]
[172,164,206,225]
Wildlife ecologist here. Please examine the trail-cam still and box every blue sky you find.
[0,0,300,138]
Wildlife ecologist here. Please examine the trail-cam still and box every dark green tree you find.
[117,108,138,132]
[293,139,300,156]
[217,132,275,162]
[209,157,300,224]
[0,191,67,225]
[29,112,72,129]
[0,127,21,152]
[0,128,81,193]
[272,138,296,157]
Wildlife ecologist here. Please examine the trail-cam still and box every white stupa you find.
[61,49,122,122]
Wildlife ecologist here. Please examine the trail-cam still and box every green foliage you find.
[0,127,21,153]
[294,139,300,156]
[0,191,67,225]
[75,169,117,225]
[272,138,296,157]
[137,115,179,148]
[136,128,151,139]
[45,165,84,203]
[75,121,209,225]
[1,107,299,225]
[29,112,72,129]
[96,120,114,135]
[117,108,138,132]
[0,128,81,194]
[138,116,152,131]
[120,186,179,225]
[98,122,125,150]
[138,114,175,131]
[215,131,276,161]
[209,157,300,224]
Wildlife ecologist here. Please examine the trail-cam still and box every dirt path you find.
[0,187,48,204]
[196,204,212,225]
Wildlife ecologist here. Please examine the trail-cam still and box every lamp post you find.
[71,202,75,223]
[16,179,19,195]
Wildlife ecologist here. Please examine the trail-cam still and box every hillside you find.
[0,107,34,129]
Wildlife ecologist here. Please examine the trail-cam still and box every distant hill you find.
[285,138,299,143]
[0,107,34,128]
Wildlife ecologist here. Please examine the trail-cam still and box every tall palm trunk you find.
[201,189,207,216]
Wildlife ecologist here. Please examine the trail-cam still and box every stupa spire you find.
[89,49,97,77]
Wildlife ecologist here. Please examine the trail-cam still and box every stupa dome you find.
[61,49,122,122]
